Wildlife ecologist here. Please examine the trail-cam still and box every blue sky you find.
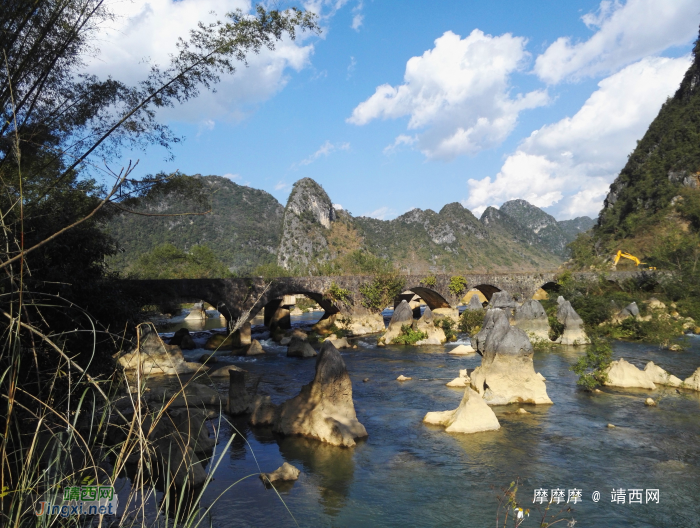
[90,0,700,220]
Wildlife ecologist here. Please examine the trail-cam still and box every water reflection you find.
[277,436,356,516]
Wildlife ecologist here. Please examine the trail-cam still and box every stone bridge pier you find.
[126,270,654,331]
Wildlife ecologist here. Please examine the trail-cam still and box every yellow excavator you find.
[612,250,656,270]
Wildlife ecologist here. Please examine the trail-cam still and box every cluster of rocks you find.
[604,358,700,392]
[230,341,369,447]
[609,297,699,334]
[203,323,265,357]
[378,300,446,346]
[471,309,552,405]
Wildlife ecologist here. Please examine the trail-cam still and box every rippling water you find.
[159,317,700,527]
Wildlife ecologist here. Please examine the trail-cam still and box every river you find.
[156,311,700,527]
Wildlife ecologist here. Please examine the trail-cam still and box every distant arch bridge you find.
[125,270,656,326]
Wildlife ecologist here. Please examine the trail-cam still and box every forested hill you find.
[106,175,593,275]
[105,175,284,272]
[595,30,700,246]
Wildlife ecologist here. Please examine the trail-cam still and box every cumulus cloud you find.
[274,181,290,191]
[348,29,548,159]
[464,55,691,219]
[382,134,417,155]
[294,140,350,168]
[85,0,314,123]
[534,0,699,84]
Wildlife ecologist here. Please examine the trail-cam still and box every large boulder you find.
[118,324,201,376]
[448,343,477,355]
[446,369,470,387]
[169,328,196,350]
[381,300,414,344]
[287,337,317,358]
[512,300,550,342]
[144,382,223,411]
[243,339,265,356]
[556,297,590,345]
[612,302,640,324]
[414,306,446,345]
[333,313,385,336]
[604,358,656,389]
[204,333,234,351]
[466,295,484,311]
[254,341,368,447]
[260,462,300,483]
[644,361,682,387]
[208,364,246,378]
[423,387,501,434]
[471,309,551,405]
[488,291,517,316]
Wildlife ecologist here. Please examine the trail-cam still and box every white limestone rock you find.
[644,361,682,387]
[512,300,550,342]
[382,300,414,344]
[260,462,300,483]
[448,344,477,355]
[604,358,656,390]
[423,387,501,434]
[556,297,590,345]
[683,367,700,391]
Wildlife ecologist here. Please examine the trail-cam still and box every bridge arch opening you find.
[472,284,501,302]
[534,281,559,300]
[393,286,451,315]
[462,288,487,306]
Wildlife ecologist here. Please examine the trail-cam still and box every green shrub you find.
[569,336,613,391]
[436,317,457,341]
[458,308,485,336]
[360,274,406,312]
[548,314,565,342]
[326,282,351,303]
[392,325,428,345]
[420,275,437,288]
[448,275,467,297]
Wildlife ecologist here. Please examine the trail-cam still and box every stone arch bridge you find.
[127,270,653,327]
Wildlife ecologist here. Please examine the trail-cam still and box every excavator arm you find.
[613,250,654,269]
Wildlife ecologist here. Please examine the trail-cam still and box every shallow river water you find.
[158,313,700,527]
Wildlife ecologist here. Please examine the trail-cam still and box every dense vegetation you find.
[127,243,234,279]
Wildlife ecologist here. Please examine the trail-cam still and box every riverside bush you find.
[459,308,485,336]
[437,317,457,341]
[392,325,428,345]
[569,336,613,391]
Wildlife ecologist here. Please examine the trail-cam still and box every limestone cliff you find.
[277,178,337,270]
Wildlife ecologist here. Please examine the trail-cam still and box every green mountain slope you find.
[597,31,700,241]
[106,175,284,273]
[499,199,594,257]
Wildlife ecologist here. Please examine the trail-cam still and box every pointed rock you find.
[604,358,656,389]
[512,300,550,342]
[466,295,483,311]
[644,361,682,387]
[556,298,590,345]
[382,300,414,344]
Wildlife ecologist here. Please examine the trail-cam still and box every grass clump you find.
[437,317,457,341]
[420,275,437,288]
[326,282,351,303]
[392,325,428,345]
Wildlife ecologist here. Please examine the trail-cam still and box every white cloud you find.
[465,55,691,219]
[347,56,357,79]
[274,181,290,191]
[351,1,364,31]
[294,140,350,167]
[362,206,395,220]
[348,30,548,159]
[85,0,314,123]
[383,134,417,155]
[534,0,699,84]
[222,173,240,181]
[333,203,344,210]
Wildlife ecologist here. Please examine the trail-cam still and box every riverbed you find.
[156,313,700,527]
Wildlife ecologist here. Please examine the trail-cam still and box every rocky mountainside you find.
[106,175,283,273]
[106,175,595,275]
[499,199,594,257]
[596,29,700,244]
[277,178,336,269]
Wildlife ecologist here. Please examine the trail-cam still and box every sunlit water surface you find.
[152,313,700,527]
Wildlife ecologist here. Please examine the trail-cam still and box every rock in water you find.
[118,324,200,376]
[645,398,657,407]
[466,295,483,311]
[245,339,265,356]
[423,387,500,434]
[644,361,682,387]
[512,300,550,342]
[446,369,470,387]
[556,297,590,345]
[683,367,700,391]
[287,337,317,358]
[604,358,656,389]
[169,328,196,350]
[488,291,517,316]
[271,341,368,447]
[260,462,301,483]
[396,375,412,381]
[228,370,251,415]
[448,344,477,355]
[334,313,386,336]
[382,300,414,344]
[208,364,245,378]
[471,309,552,405]
[414,306,447,345]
